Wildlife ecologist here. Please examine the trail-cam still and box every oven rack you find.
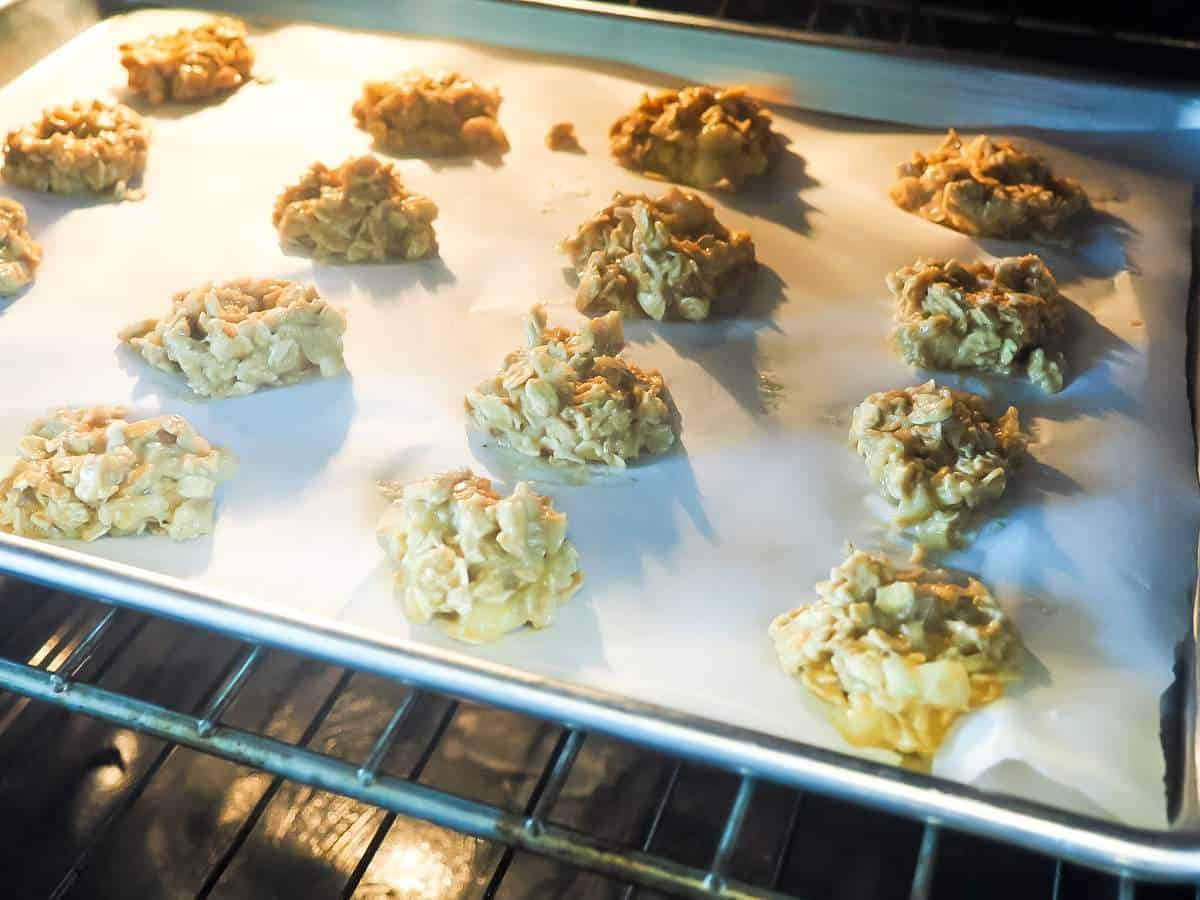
[0,582,1184,900]
[0,588,846,899]
[2,600,784,899]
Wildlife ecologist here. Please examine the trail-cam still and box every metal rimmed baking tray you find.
[2,0,1200,879]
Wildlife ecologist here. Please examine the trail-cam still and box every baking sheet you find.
[1,8,1196,830]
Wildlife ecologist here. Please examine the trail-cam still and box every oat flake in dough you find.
[273,155,438,263]
[770,548,1021,762]
[850,381,1024,548]
[609,86,777,192]
[0,197,41,295]
[561,187,756,322]
[352,71,509,157]
[887,254,1068,393]
[377,469,582,643]
[465,305,675,467]
[120,278,347,399]
[0,406,236,542]
[3,100,149,198]
[119,16,255,105]
[889,129,1088,242]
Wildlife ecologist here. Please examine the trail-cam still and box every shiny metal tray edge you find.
[1,0,1198,880]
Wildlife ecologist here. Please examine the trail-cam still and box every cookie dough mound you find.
[352,71,509,156]
[273,155,438,263]
[769,548,1020,761]
[546,122,581,152]
[0,197,41,295]
[466,305,675,467]
[120,278,347,398]
[377,469,582,643]
[0,406,236,542]
[888,255,1068,393]
[3,100,149,197]
[119,16,255,104]
[561,188,756,321]
[610,86,776,192]
[890,129,1088,241]
[850,381,1024,548]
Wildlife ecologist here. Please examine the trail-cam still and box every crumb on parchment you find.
[546,122,581,152]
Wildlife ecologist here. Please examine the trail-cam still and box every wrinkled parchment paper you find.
[1,9,1196,828]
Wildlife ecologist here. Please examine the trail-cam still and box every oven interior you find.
[1,1,1199,898]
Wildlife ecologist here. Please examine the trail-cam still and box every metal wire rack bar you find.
[192,667,361,900]
[196,643,261,735]
[767,794,803,889]
[339,699,464,898]
[526,728,587,827]
[708,776,756,892]
[356,687,421,785]
[47,640,266,900]
[482,727,585,898]
[0,640,798,900]
[909,823,940,900]
[47,607,120,690]
[621,760,684,900]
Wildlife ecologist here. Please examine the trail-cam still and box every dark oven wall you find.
[578,0,1200,83]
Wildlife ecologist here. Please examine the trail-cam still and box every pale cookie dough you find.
[273,155,438,262]
[0,406,236,542]
[850,381,1024,548]
[888,255,1068,393]
[890,129,1088,242]
[561,187,756,321]
[3,100,149,197]
[769,548,1020,762]
[377,469,582,643]
[120,278,347,398]
[0,197,41,295]
[119,16,255,105]
[546,122,581,152]
[610,86,776,191]
[466,305,675,467]
[352,71,509,156]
